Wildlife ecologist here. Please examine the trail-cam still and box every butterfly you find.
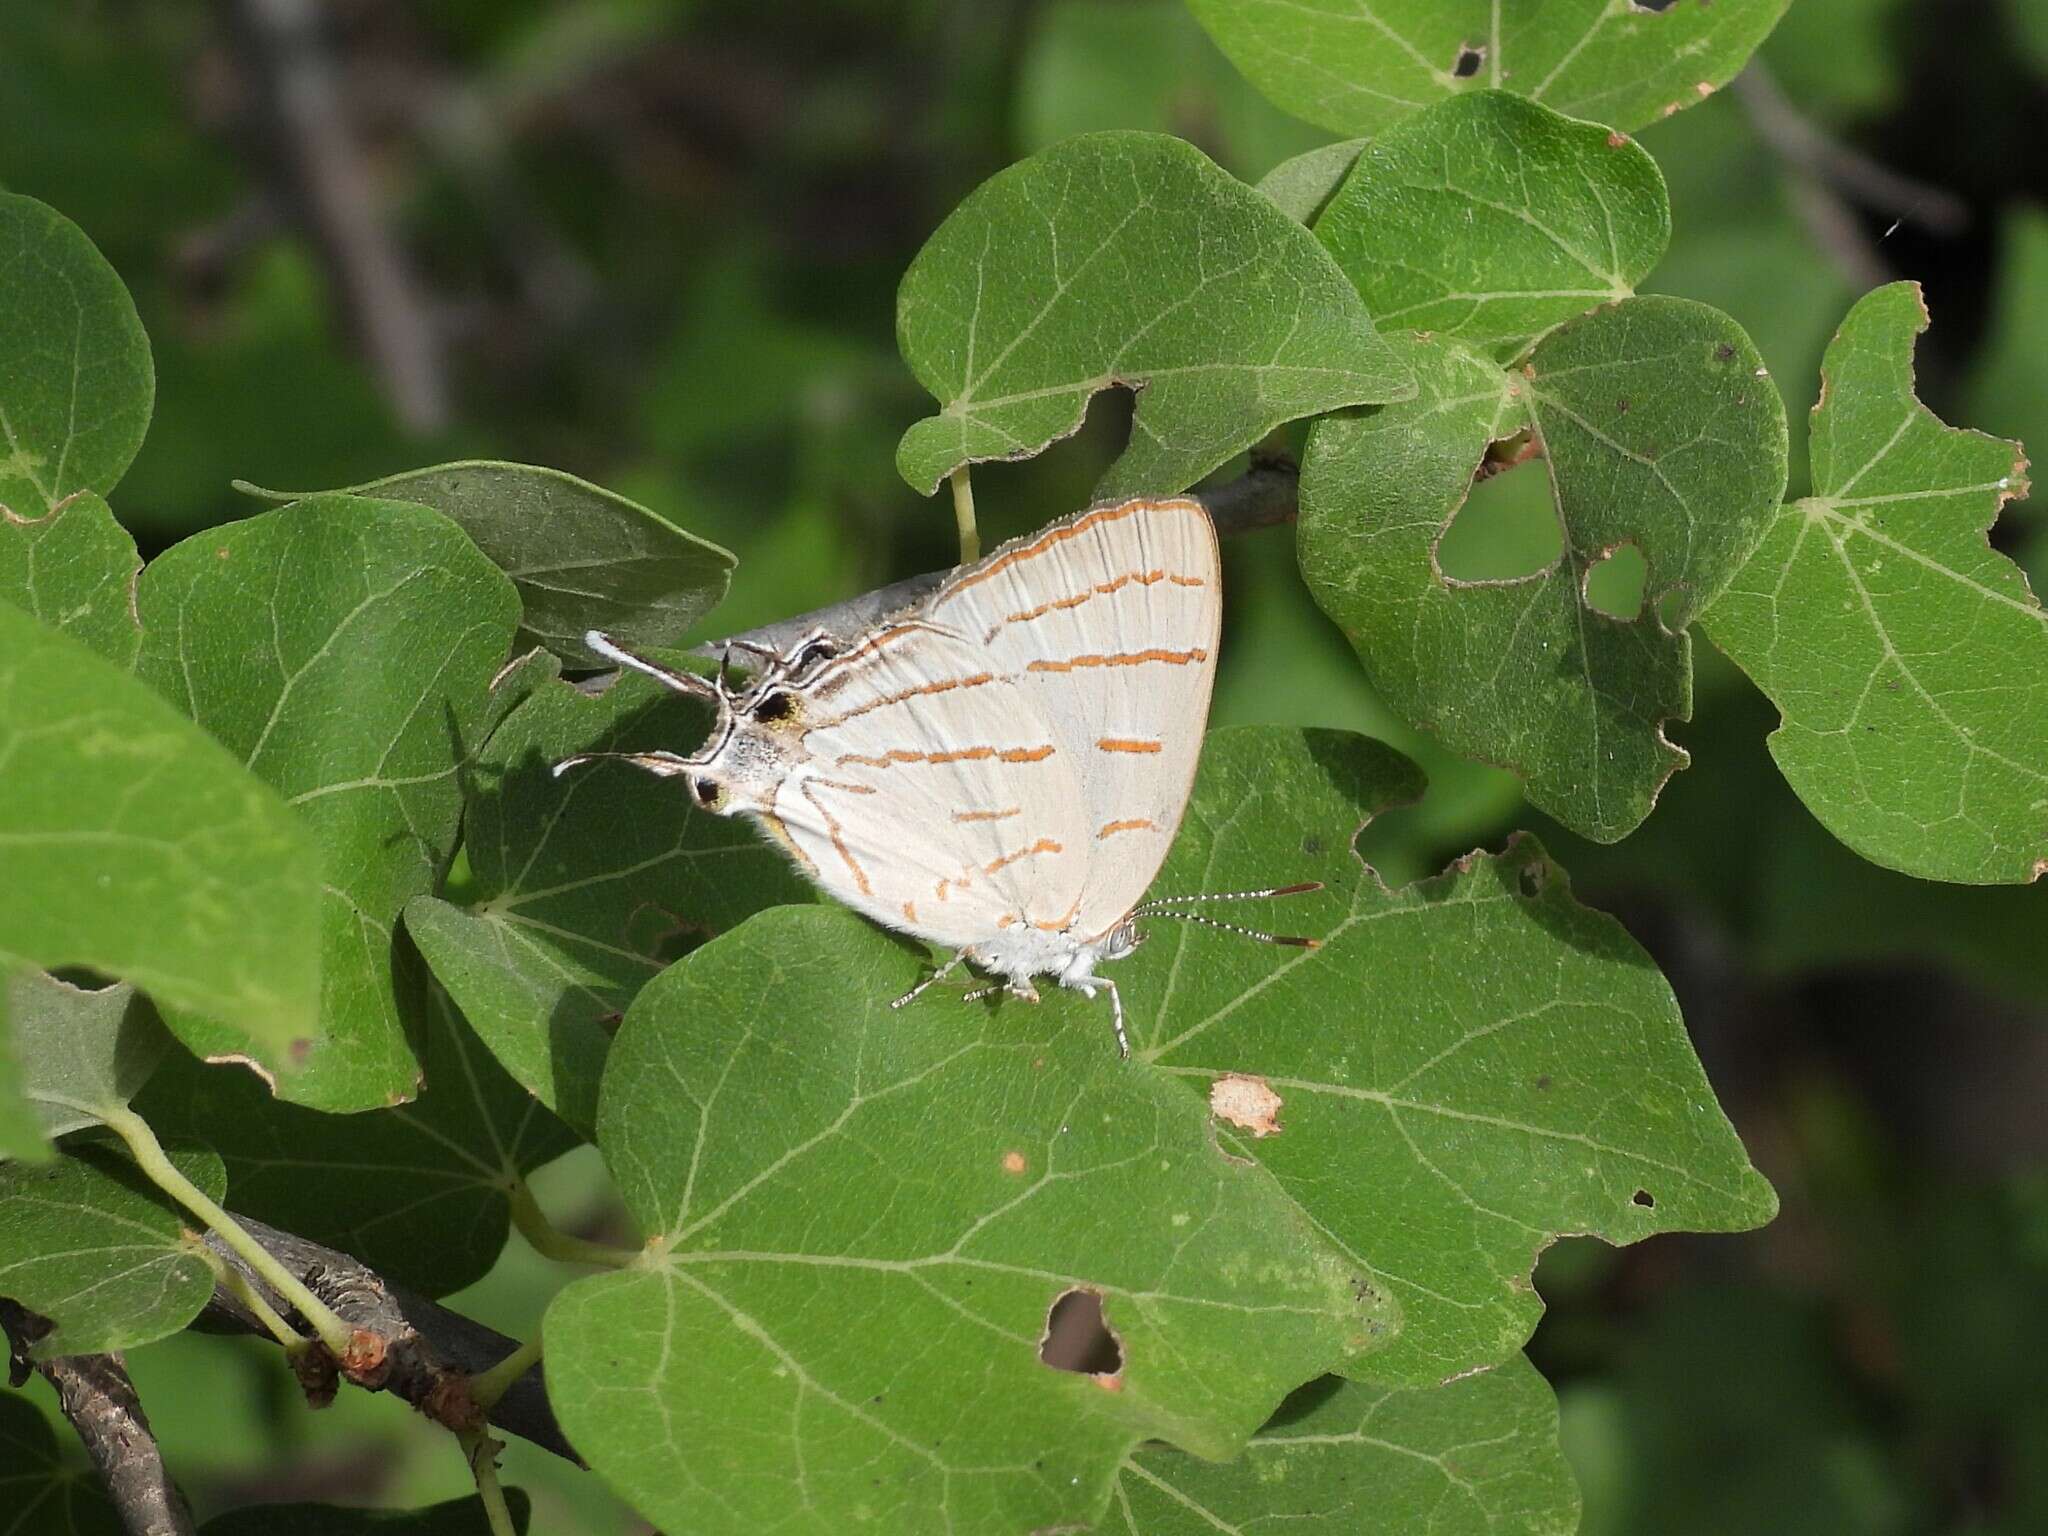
[555,496,1315,1055]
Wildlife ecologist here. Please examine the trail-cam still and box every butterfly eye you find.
[690,775,724,810]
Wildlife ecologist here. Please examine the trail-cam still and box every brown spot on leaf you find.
[1210,1073,1284,1138]
[1606,131,1630,148]
[1001,1150,1028,1176]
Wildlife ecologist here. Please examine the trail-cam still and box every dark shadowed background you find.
[5,1,2046,1530]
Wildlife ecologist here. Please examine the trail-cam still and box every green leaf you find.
[1128,729,1776,1384]
[1300,300,1790,842]
[198,1491,530,1535]
[1255,139,1367,225]
[0,1389,124,1536]
[0,492,142,667]
[1315,92,1669,361]
[0,1139,224,1354]
[1186,0,1791,139]
[544,903,1397,1536]
[134,496,523,1109]
[135,978,573,1299]
[1116,1356,1578,1533]
[0,602,321,1060]
[1702,283,2045,883]
[1015,0,1326,179]
[3,971,169,1152]
[406,669,813,1138]
[0,972,40,1163]
[0,192,153,517]
[895,130,1411,499]
[236,462,735,668]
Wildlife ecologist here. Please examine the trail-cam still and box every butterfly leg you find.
[891,951,965,1011]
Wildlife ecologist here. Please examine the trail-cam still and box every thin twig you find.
[30,1341,194,1536]
[230,0,450,432]
[697,457,1301,657]
[1733,62,1969,291]
[196,1213,578,1463]
[1732,64,1969,236]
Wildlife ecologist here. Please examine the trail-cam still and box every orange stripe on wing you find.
[982,567,1208,640]
[1027,647,1208,674]
[810,670,999,729]
[953,807,1022,823]
[837,744,1055,769]
[983,837,1063,876]
[798,780,871,897]
[1097,818,1160,839]
[1096,738,1163,754]
[937,498,1207,599]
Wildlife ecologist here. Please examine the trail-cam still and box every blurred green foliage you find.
[2,0,2044,1530]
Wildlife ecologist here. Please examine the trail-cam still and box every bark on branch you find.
[1,1302,194,1536]
[194,1214,578,1464]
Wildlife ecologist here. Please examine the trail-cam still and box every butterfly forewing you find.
[925,497,1221,940]
[769,621,1091,948]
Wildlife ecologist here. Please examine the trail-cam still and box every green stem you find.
[949,466,980,563]
[469,1332,543,1414]
[506,1179,637,1269]
[99,1103,356,1357]
[461,1427,517,1536]
[197,1246,304,1349]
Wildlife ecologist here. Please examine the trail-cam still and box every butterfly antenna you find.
[1135,882,1322,910]
[550,749,696,780]
[1139,910,1320,949]
[584,630,725,705]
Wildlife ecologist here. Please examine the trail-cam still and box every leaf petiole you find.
[949,466,980,563]
[469,1333,543,1413]
[195,1244,303,1349]
[94,1102,356,1357]
[506,1178,637,1269]
[461,1426,518,1536]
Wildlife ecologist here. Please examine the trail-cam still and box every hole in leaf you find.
[1583,543,1647,619]
[1654,586,1689,631]
[1632,1188,1656,1209]
[1040,1289,1124,1376]
[1517,865,1545,899]
[1452,44,1485,78]
[1631,0,1681,11]
[1436,458,1562,583]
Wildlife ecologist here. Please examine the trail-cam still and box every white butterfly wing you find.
[924,498,1221,940]
[765,622,1092,949]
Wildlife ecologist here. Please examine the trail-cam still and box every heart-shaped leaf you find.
[1315,92,1670,361]
[0,1389,124,1536]
[1300,301,1789,842]
[1186,0,1790,138]
[1,971,169,1157]
[0,603,320,1061]
[1116,1355,1577,1533]
[1125,728,1776,1384]
[1703,282,2043,883]
[0,193,153,518]
[134,496,522,1109]
[544,903,1396,1536]
[0,1139,224,1355]
[407,668,814,1137]
[0,492,141,668]
[135,977,573,1298]
[896,130,1410,499]
[237,463,735,669]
